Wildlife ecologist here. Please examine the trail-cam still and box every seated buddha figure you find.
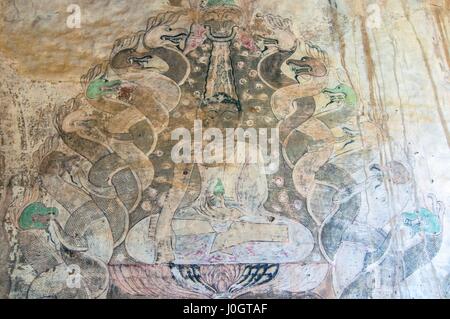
[168,100,315,264]
[126,99,315,264]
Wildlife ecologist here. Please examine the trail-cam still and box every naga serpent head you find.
[143,12,191,51]
[286,56,327,79]
[110,48,169,74]
[144,25,189,51]
[19,202,58,230]
[322,83,353,95]
[112,12,192,85]
[402,208,441,236]
[281,41,329,83]
[110,31,170,77]
[322,83,357,108]
[86,77,122,100]
[401,194,444,236]
[252,13,296,52]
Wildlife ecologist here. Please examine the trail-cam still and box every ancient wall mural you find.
[0,0,449,299]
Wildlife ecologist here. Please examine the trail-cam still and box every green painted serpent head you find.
[322,83,357,107]
[402,208,441,236]
[86,77,122,100]
[19,202,58,230]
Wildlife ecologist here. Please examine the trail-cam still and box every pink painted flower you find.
[184,24,207,54]
[238,32,258,52]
